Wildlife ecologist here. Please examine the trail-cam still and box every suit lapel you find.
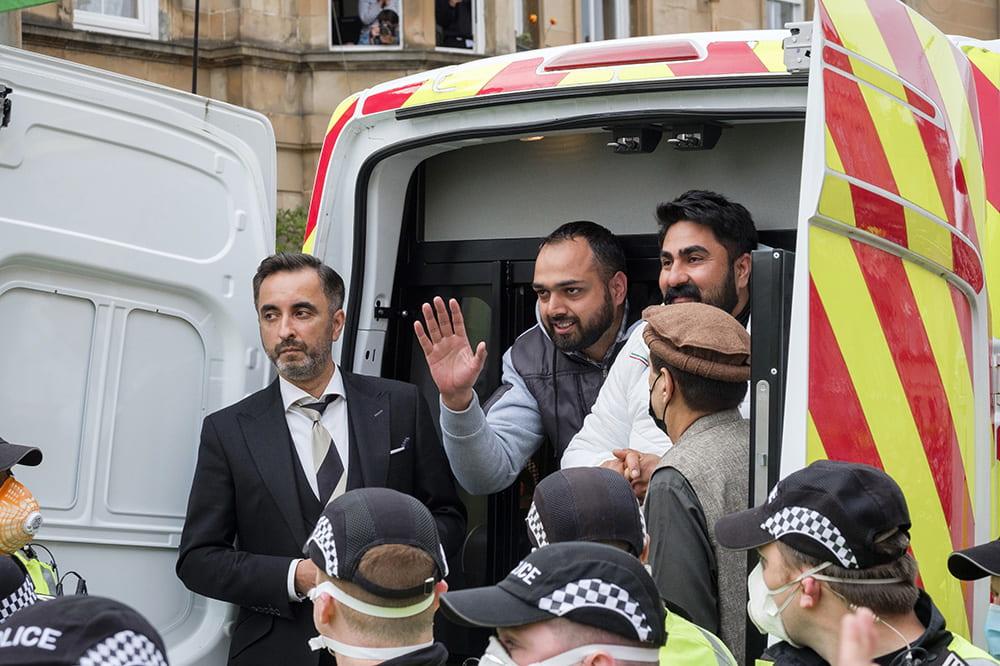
[341,371,391,489]
[238,380,313,546]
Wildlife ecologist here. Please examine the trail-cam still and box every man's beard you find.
[544,289,616,353]
[267,338,331,381]
[663,263,739,313]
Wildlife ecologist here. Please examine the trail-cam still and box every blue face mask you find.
[986,603,1000,659]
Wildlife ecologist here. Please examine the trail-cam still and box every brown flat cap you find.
[642,303,750,382]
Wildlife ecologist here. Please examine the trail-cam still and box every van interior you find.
[338,111,807,659]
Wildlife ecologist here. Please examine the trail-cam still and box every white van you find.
[2,0,998,661]
[303,0,1000,659]
[0,45,274,664]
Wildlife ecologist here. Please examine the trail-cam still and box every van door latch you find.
[1,86,12,129]
[783,23,812,74]
[374,302,409,321]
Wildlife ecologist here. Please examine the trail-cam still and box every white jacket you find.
[560,318,752,469]
[560,322,671,467]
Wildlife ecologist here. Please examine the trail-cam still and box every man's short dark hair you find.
[656,190,758,263]
[252,252,345,313]
[541,221,627,281]
[650,354,748,413]
[776,530,919,616]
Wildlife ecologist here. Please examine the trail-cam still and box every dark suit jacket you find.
[176,371,467,666]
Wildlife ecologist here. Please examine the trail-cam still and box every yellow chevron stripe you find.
[326,94,359,134]
[810,226,964,630]
[752,40,786,73]
[823,0,898,76]
[817,174,856,229]
[904,205,953,273]
[302,228,316,255]
[844,52,908,106]
[824,125,846,174]
[855,77,948,222]
[403,62,509,107]
[557,67,617,86]
[987,202,1000,331]
[963,45,1000,81]
[909,16,987,245]
[617,63,674,81]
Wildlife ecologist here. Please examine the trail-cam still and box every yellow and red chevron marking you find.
[359,39,785,116]
[962,45,1000,334]
[303,94,359,254]
[808,228,976,637]
[807,0,993,636]
[819,0,986,268]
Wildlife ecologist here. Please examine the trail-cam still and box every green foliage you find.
[275,206,308,253]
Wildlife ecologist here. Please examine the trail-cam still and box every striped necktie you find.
[294,395,345,502]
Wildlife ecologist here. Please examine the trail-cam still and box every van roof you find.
[356,31,795,116]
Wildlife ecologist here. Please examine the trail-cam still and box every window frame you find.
[73,0,158,39]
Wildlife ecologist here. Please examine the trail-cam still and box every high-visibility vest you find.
[661,611,738,666]
[13,549,57,597]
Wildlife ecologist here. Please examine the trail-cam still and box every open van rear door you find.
[0,46,275,665]
[788,0,994,638]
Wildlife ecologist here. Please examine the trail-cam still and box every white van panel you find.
[0,45,275,665]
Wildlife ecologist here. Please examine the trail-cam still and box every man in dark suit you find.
[176,252,466,666]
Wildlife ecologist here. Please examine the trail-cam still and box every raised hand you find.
[414,297,488,411]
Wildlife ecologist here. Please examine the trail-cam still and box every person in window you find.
[436,0,472,48]
[358,0,400,44]
[367,9,399,45]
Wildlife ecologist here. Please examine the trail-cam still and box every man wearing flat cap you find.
[641,302,751,662]
[716,460,999,666]
[949,539,1000,658]
[440,541,665,666]
[303,487,450,666]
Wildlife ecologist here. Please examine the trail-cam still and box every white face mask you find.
[746,561,832,647]
[479,635,660,666]
[747,558,906,648]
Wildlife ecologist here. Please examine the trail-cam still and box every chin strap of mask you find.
[308,635,434,660]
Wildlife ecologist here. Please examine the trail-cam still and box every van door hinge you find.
[374,302,409,321]
[783,23,812,74]
[1,86,12,129]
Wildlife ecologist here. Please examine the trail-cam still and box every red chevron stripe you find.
[807,278,884,468]
[362,81,423,115]
[667,41,769,77]
[952,235,984,292]
[825,69,899,196]
[852,239,971,551]
[478,58,568,95]
[819,2,844,48]
[971,63,1000,212]
[305,97,359,244]
[849,184,908,246]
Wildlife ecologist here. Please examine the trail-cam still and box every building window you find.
[73,0,158,38]
[436,0,481,51]
[581,0,628,42]
[766,0,803,29]
[331,0,402,47]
